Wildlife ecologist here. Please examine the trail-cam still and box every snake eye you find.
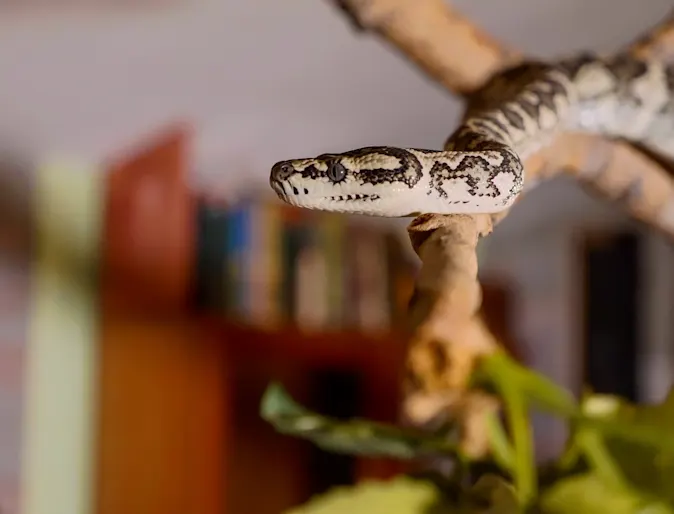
[327,161,347,183]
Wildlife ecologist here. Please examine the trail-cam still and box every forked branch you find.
[325,0,674,457]
[331,0,520,95]
[548,134,674,240]
[628,8,674,64]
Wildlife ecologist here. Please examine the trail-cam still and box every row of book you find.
[194,196,417,333]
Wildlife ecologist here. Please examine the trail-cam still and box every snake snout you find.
[270,161,295,183]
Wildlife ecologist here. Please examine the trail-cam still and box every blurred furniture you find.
[578,231,641,401]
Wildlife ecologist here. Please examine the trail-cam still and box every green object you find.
[260,382,463,460]
[283,474,523,514]
[261,348,674,513]
[592,390,674,502]
[539,472,674,514]
[465,474,520,514]
[283,476,442,514]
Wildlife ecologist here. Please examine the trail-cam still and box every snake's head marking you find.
[270,146,426,217]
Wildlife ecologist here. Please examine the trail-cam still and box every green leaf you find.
[464,474,520,514]
[260,382,463,460]
[282,476,443,514]
[593,389,674,502]
[284,474,523,514]
[538,473,673,514]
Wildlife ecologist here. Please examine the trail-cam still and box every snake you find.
[269,52,674,217]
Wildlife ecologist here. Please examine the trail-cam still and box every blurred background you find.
[1,1,674,513]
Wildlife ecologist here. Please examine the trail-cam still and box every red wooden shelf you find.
[201,316,407,371]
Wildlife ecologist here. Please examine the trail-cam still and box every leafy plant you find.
[261,350,674,513]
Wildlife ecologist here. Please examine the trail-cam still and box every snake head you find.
[269,146,427,217]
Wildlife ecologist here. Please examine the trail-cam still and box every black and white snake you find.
[270,53,674,217]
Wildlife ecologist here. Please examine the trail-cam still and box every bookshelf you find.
[95,127,413,514]
[193,194,416,336]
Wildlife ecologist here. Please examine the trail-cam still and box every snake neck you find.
[446,52,674,171]
[450,60,577,159]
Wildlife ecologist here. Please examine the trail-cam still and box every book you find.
[194,201,229,310]
[223,199,253,320]
[194,195,416,334]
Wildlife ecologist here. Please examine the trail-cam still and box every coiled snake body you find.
[270,53,674,217]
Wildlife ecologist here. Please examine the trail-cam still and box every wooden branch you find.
[401,213,502,456]
[330,0,519,95]
[628,8,674,64]
[398,156,560,445]
[325,0,674,458]
[548,134,674,239]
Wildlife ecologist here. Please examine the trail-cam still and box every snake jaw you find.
[270,172,407,216]
[273,181,388,216]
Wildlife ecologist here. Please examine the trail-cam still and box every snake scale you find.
[269,52,674,217]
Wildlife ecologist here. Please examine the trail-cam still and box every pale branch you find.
[405,214,496,390]
[549,134,674,239]
[398,153,565,437]
[324,0,674,458]
[627,8,674,64]
[330,0,520,95]
[328,0,674,232]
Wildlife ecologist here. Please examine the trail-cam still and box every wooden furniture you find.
[97,126,230,514]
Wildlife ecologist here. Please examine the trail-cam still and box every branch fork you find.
[324,0,674,457]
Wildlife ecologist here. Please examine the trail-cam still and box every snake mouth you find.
[328,193,380,202]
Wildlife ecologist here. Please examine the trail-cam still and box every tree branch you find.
[330,0,520,95]
[549,134,674,239]
[324,0,674,458]
[627,8,674,64]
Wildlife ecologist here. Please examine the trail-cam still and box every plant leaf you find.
[283,476,443,514]
[260,382,462,460]
[589,389,674,502]
[538,472,673,514]
[465,474,520,514]
[284,474,523,514]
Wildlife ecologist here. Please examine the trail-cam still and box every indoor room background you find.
[0,1,673,514]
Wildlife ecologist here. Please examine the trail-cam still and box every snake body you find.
[270,53,674,217]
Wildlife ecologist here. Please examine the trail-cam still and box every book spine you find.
[224,201,251,320]
[321,214,345,330]
[353,228,390,332]
[263,201,283,328]
[278,207,299,325]
[294,219,329,331]
[341,223,359,330]
[194,202,229,311]
[247,200,265,326]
